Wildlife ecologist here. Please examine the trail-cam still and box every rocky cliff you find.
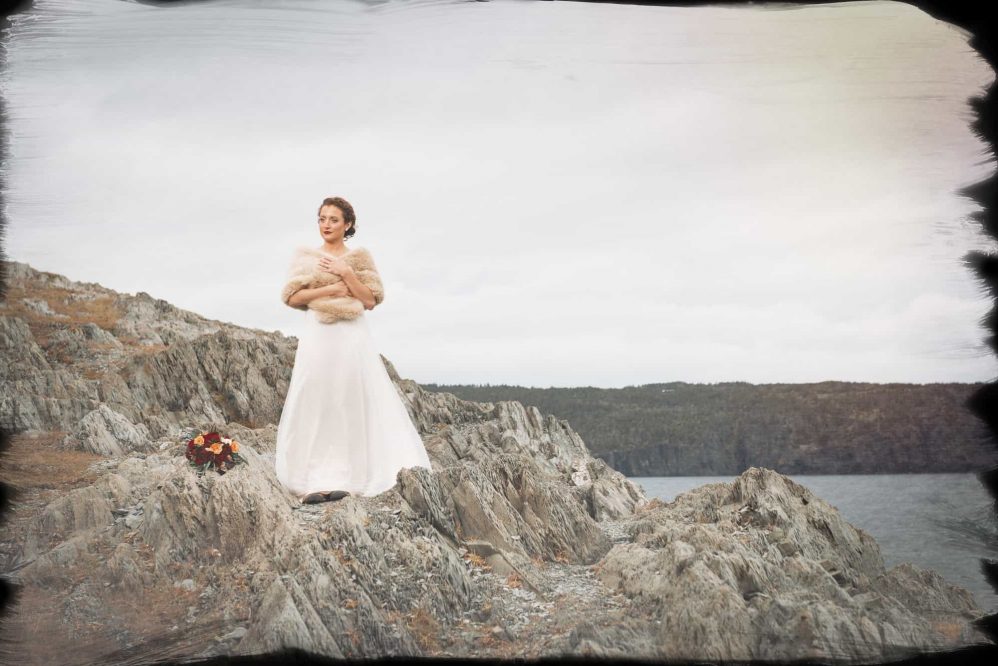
[0,260,991,663]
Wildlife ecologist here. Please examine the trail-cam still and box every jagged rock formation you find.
[0,260,991,663]
[596,469,985,660]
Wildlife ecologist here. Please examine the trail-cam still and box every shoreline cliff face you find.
[0,260,991,663]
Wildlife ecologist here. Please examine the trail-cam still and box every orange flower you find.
[208,442,223,454]
[193,435,205,446]
[230,441,240,453]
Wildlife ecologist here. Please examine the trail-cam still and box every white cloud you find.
[3,0,996,386]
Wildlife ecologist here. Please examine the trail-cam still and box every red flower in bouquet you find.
[185,430,244,475]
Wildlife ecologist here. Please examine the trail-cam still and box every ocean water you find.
[632,473,998,613]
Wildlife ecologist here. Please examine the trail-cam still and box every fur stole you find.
[281,245,385,323]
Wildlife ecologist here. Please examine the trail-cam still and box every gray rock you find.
[22,297,63,318]
[0,259,990,663]
[67,403,154,456]
[218,626,247,642]
[594,467,989,661]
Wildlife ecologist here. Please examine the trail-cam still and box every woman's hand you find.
[318,255,353,277]
[323,282,352,298]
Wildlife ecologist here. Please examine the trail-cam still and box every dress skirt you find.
[275,308,432,498]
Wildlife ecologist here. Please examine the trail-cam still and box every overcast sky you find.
[2,0,996,387]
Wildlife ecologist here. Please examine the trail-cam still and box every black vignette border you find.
[0,1,996,666]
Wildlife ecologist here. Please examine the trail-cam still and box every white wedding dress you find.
[275,308,432,498]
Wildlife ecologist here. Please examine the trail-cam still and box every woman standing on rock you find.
[275,196,432,504]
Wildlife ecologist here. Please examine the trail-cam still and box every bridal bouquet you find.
[185,430,244,475]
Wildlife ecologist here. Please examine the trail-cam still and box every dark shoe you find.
[301,492,328,504]
[322,490,350,501]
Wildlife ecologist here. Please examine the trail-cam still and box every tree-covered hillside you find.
[422,382,995,475]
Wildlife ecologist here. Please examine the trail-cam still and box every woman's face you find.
[318,205,352,241]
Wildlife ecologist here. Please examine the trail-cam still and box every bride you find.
[274,196,433,504]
